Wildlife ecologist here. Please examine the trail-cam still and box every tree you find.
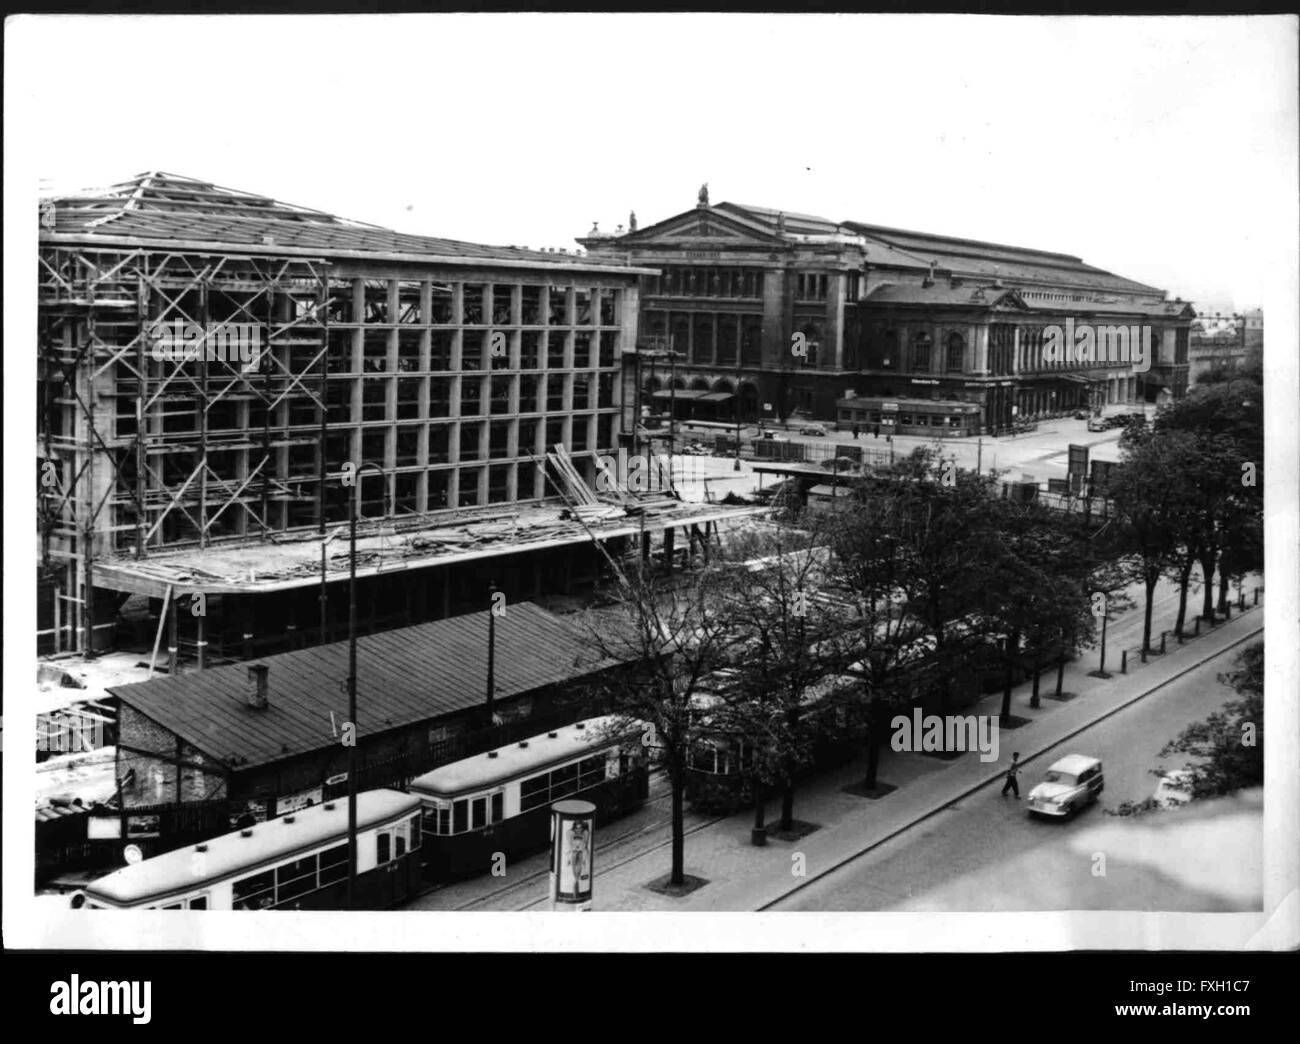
[581,556,739,888]
[1158,641,1263,797]
[865,448,1004,714]
[1158,433,1242,635]
[1153,377,1263,623]
[713,525,849,839]
[981,497,1097,715]
[1108,429,1201,653]
[823,449,988,788]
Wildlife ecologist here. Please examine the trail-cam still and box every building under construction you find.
[38,173,757,665]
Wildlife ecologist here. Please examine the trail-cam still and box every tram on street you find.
[70,789,423,910]
[410,715,650,880]
[683,668,860,813]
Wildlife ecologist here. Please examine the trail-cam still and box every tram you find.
[70,789,423,910]
[683,668,861,813]
[410,715,650,880]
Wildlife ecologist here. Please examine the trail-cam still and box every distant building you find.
[580,194,1194,434]
[1192,310,1241,337]
[1189,307,1262,384]
[1242,308,1264,342]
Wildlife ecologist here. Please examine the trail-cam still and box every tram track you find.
[497,807,729,911]
[409,770,730,911]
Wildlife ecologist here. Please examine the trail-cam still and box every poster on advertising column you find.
[550,799,595,908]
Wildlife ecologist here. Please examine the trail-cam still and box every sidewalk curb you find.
[757,614,1264,911]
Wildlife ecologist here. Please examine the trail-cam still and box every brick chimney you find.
[246,664,269,710]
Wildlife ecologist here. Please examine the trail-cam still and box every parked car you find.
[1153,769,1195,807]
[1072,410,1090,421]
[800,424,828,437]
[1027,754,1104,818]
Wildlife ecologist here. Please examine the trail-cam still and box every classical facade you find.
[580,192,1193,434]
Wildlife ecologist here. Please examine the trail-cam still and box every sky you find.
[8,13,1298,309]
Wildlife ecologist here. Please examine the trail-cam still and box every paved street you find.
[666,415,1129,504]
[773,644,1262,912]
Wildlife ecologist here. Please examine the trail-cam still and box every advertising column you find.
[550,799,596,911]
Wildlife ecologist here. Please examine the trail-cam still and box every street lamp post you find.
[346,461,385,910]
[321,540,328,644]
[486,581,498,726]
[319,526,344,645]
[734,345,744,472]
[734,385,742,472]
[668,349,677,483]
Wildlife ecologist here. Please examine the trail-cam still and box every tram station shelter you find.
[104,602,632,825]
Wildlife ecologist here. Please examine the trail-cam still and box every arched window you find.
[945,332,965,373]
[911,332,933,373]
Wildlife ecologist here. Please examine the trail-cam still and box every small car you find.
[800,424,828,437]
[1027,754,1104,817]
[1086,417,1108,432]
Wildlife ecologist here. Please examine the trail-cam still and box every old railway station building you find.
[580,188,1193,435]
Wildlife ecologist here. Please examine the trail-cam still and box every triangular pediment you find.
[614,206,787,248]
[984,288,1031,311]
[665,218,743,238]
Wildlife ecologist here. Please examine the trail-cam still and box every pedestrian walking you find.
[1001,752,1021,798]
[852,424,860,440]
[873,424,880,439]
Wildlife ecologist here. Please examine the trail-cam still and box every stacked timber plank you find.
[547,444,599,506]
[546,444,625,520]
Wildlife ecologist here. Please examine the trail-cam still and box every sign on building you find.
[275,786,324,817]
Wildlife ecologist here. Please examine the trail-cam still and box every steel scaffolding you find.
[38,243,331,653]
